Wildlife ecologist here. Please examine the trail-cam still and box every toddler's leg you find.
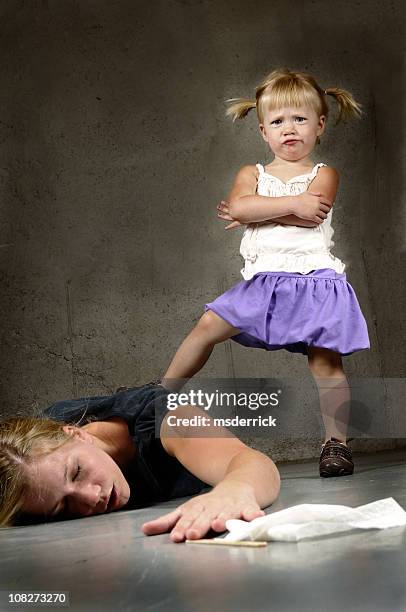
[161,310,240,391]
[307,346,350,444]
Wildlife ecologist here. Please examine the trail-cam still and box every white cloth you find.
[239,162,346,280]
[224,498,406,543]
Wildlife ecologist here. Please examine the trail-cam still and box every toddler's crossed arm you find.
[217,165,336,229]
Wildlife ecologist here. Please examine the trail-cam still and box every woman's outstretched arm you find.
[141,404,280,542]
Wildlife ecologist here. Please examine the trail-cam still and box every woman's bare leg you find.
[307,347,350,444]
[161,310,240,391]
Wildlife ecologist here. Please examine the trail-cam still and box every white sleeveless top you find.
[239,162,346,280]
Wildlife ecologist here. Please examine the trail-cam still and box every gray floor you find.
[2,449,406,612]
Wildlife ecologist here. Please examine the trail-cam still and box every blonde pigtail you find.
[224,97,257,122]
[325,87,363,125]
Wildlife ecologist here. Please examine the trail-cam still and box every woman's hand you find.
[144,405,280,543]
[141,481,265,543]
[217,200,243,230]
[296,191,333,223]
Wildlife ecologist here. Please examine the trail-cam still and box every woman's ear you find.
[62,424,93,443]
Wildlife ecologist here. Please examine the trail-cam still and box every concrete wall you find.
[0,0,405,460]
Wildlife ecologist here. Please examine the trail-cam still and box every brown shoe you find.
[319,438,354,478]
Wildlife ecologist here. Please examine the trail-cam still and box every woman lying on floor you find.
[0,382,280,542]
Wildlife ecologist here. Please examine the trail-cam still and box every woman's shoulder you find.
[42,394,117,425]
[42,384,170,433]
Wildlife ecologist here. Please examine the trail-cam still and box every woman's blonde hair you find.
[225,67,363,141]
[0,417,73,527]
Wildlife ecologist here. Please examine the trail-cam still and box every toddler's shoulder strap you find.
[309,162,327,180]
[255,163,265,174]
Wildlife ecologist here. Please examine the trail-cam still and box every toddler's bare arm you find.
[258,214,318,228]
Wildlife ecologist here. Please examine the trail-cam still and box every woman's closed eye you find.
[53,465,81,518]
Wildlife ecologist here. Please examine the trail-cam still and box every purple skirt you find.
[204,268,370,356]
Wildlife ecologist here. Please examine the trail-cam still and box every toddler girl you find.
[161,68,370,477]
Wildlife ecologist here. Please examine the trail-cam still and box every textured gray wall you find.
[0,0,405,460]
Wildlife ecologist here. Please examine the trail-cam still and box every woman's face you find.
[259,104,325,161]
[21,427,131,520]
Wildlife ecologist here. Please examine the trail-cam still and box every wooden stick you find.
[185,538,267,547]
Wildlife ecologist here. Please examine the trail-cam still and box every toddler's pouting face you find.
[21,429,131,521]
[259,104,326,161]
